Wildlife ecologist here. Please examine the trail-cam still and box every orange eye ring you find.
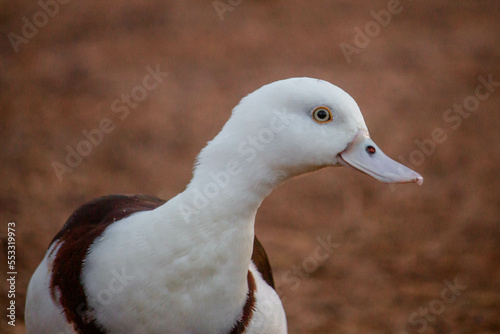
[312,107,333,124]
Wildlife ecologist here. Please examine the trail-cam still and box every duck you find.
[25,77,423,334]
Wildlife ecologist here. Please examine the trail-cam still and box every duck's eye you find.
[312,107,333,123]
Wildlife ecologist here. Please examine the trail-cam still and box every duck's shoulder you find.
[49,194,165,333]
[50,194,165,246]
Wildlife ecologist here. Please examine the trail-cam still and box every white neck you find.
[150,124,290,331]
[177,128,287,270]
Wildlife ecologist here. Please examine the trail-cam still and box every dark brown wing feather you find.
[252,236,275,289]
[228,270,257,334]
[49,194,165,333]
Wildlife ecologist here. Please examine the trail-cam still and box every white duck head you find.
[194,77,422,192]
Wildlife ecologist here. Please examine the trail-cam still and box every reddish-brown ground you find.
[1,1,499,333]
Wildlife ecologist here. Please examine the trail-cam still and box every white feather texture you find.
[26,78,379,333]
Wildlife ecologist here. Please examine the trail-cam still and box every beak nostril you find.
[366,146,376,155]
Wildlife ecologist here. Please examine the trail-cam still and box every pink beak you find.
[338,130,423,185]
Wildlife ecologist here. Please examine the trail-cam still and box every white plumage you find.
[25,77,422,334]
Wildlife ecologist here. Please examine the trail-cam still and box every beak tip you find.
[415,176,424,186]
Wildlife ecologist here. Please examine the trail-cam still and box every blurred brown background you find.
[1,0,499,333]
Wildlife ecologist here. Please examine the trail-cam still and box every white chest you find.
[80,211,261,333]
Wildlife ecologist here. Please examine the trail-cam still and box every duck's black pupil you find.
[366,146,376,154]
[317,110,327,119]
